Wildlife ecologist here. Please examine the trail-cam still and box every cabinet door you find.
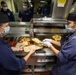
[22,73,32,75]
[35,72,51,75]
[22,72,52,75]
[40,72,50,75]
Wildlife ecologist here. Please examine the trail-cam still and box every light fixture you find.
[40,0,46,3]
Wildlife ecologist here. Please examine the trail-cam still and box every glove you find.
[42,41,51,47]
[43,39,52,43]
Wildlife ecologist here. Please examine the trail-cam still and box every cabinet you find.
[22,72,52,75]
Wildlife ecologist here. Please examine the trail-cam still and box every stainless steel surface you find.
[8,22,32,37]
[33,18,67,44]
[52,0,73,18]
[33,23,65,27]
[34,48,55,56]
[33,18,67,24]
[10,27,25,34]
[15,48,55,56]
[64,0,74,18]
[34,68,52,72]
[22,64,55,72]
[22,67,52,72]
[9,22,31,27]
[37,59,54,62]
[34,28,67,33]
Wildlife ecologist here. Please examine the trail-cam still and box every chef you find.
[0,12,35,75]
[18,2,33,22]
[43,11,76,75]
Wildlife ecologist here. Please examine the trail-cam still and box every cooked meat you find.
[32,38,42,44]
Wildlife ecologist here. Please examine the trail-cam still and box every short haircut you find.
[1,1,6,5]
[23,2,28,5]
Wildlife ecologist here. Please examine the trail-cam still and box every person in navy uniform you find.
[18,2,33,22]
[37,6,42,14]
[28,2,34,15]
[1,1,15,22]
[42,11,76,75]
[41,1,51,16]
[0,12,35,75]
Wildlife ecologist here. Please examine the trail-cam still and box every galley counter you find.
[3,19,67,74]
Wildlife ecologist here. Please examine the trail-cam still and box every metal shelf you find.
[9,22,31,27]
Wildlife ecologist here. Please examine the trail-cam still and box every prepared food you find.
[18,37,30,43]
[32,38,42,44]
[24,45,43,52]
[52,34,61,41]
[15,41,30,47]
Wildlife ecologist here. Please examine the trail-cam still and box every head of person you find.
[0,12,10,36]
[65,11,76,33]
[23,2,28,11]
[29,2,33,7]
[1,1,8,11]
[47,0,51,6]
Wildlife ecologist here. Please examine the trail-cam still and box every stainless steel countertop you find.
[15,48,55,56]
[33,18,67,24]
[33,48,55,56]
[9,22,31,27]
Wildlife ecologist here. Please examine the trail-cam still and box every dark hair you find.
[67,11,76,21]
[23,2,28,5]
[47,0,51,5]
[1,1,6,5]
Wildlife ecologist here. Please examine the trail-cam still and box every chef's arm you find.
[19,18,22,22]
[49,45,59,57]
[43,41,59,57]
[30,18,33,22]
[43,39,61,47]
[51,39,61,47]
[11,47,23,51]
[23,49,35,61]
[11,47,35,61]
[11,47,19,51]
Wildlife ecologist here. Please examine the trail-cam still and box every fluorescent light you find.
[40,1,46,3]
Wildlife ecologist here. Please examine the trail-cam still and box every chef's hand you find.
[29,49,36,55]
[43,39,52,43]
[42,41,52,47]
[11,46,24,51]
[23,49,36,61]
[18,46,24,51]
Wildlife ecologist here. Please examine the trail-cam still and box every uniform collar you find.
[23,9,28,12]
[66,32,76,40]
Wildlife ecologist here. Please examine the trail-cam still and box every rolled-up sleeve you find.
[58,51,68,63]
[0,45,26,71]
[58,38,76,63]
